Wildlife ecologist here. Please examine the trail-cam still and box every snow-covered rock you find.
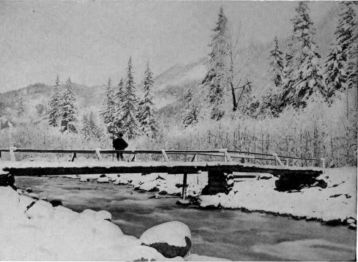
[97,174,110,183]
[140,221,192,258]
[79,174,100,182]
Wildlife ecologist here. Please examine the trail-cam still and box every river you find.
[15,176,356,261]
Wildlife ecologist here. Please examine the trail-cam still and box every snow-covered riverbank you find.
[199,167,356,228]
[72,167,357,228]
[0,186,223,261]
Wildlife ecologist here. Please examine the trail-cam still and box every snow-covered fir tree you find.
[182,88,200,127]
[121,57,140,139]
[325,45,346,99]
[112,78,125,135]
[101,78,116,135]
[280,40,295,111]
[202,7,231,120]
[325,2,357,100]
[281,2,326,109]
[59,78,78,133]
[137,63,158,138]
[262,37,284,116]
[48,75,61,127]
[81,112,103,140]
[270,37,284,88]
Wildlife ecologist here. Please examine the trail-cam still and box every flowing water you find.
[16,176,356,261]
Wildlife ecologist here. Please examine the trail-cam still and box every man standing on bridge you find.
[113,133,128,161]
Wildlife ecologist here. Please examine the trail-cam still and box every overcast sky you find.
[0,0,334,93]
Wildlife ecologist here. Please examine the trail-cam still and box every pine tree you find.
[325,45,346,99]
[101,78,116,135]
[112,78,125,135]
[48,75,61,127]
[281,2,326,109]
[137,63,158,138]
[183,89,200,127]
[325,2,357,100]
[121,57,140,139]
[262,37,284,116]
[202,7,231,120]
[270,37,284,88]
[59,78,78,133]
[81,112,103,140]
[280,40,295,110]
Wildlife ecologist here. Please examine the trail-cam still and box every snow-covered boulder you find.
[97,174,110,183]
[79,174,100,182]
[140,221,191,258]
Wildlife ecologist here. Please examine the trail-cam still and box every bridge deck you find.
[0,161,323,177]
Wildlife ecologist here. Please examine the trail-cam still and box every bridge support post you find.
[321,158,326,169]
[95,148,102,160]
[161,150,169,162]
[182,173,188,200]
[201,169,234,195]
[272,152,284,166]
[71,153,77,162]
[9,147,16,161]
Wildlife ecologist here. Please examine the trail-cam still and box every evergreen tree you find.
[121,57,140,139]
[202,7,231,120]
[325,2,357,100]
[281,2,326,109]
[183,88,200,127]
[81,112,103,140]
[112,78,125,135]
[101,78,116,134]
[270,37,284,88]
[48,75,61,127]
[325,45,346,99]
[59,78,78,133]
[280,40,295,110]
[336,2,357,99]
[262,37,284,116]
[137,63,158,138]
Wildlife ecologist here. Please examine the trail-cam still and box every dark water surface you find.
[16,176,356,261]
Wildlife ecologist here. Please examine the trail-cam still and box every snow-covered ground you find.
[0,186,222,260]
[199,167,357,227]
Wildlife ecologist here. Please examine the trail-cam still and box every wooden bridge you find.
[0,148,324,199]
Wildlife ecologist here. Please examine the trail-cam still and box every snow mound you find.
[140,221,192,258]
[140,221,191,247]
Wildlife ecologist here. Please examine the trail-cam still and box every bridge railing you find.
[0,147,325,168]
